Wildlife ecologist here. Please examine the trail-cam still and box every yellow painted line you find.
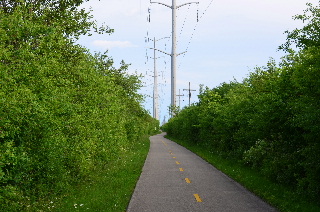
[194,194,203,202]
[173,157,176,159]
[161,140,168,146]
[179,168,184,171]
[185,178,191,183]
[175,161,180,165]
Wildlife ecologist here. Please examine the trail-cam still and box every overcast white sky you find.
[78,0,318,123]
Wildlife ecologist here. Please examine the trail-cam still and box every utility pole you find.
[176,89,184,108]
[153,37,159,120]
[150,0,199,111]
[150,37,169,120]
[183,82,196,106]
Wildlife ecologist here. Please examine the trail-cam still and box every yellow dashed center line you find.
[161,139,203,204]
[161,140,203,204]
[161,140,168,146]
[194,194,203,202]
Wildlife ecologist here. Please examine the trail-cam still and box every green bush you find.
[0,2,159,211]
[163,2,320,202]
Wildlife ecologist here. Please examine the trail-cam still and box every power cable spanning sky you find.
[78,0,318,122]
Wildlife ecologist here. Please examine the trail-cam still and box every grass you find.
[53,135,150,212]
[165,135,320,212]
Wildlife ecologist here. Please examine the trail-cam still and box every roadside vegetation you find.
[55,135,151,212]
[0,1,158,211]
[166,136,320,212]
[163,2,320,212]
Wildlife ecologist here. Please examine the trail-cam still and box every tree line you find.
[0,0,159,211]
[163,2,320,202]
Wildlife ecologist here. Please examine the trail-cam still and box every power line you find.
[150,0,199,116]
[177,3,191,46]
[178,0,215,70]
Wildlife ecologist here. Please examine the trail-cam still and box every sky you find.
[78,0,319,123]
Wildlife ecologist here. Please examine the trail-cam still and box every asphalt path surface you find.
[127,133,278,212]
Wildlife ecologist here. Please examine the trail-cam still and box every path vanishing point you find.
[127,133,278,212]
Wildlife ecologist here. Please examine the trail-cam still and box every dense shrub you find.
[163,2,320,201]
[0,2,159,211]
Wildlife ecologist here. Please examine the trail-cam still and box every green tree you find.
[1,2,159,211]
[163,1,320,202]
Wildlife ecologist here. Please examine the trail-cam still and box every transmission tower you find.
[149,37,169,120]
[176,89,184,108]
[150,0,199,111]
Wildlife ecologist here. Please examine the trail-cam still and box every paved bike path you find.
[127,133,277,212]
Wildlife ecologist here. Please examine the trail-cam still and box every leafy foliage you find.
[0,1,159,211]
[163,2,320,203]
